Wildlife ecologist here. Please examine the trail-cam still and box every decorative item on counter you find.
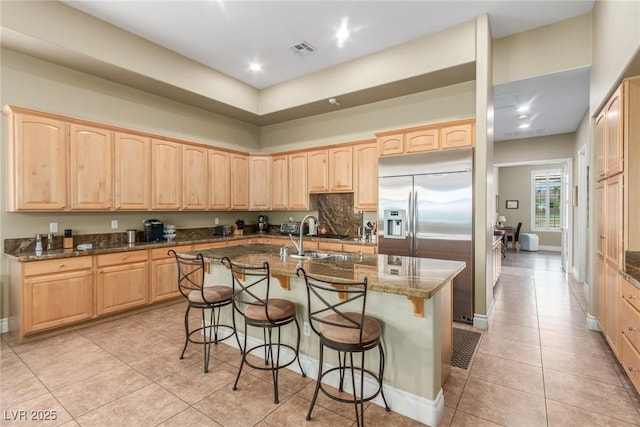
[163,224,176,242]
[318,225,328,235]
[47,233,54,250]
[279,245,289,260]
[35,234,43,256]
[234,219,244,235]
[127,229,137,244]
[63,229,74,249]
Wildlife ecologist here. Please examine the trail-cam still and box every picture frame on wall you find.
[506,200,519,209]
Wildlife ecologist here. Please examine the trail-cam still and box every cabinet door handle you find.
[629,326,638,332]
[59,264,65,268]
[628,295,638,300]
[629,367,639,373]
[122,256,128,260]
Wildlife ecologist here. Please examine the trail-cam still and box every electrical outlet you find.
[111,220,118,229]
[49,222,58,233]
[214,217,219,225]
[303,321,311,336]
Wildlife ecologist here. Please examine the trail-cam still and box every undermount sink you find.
[289,251,354,261]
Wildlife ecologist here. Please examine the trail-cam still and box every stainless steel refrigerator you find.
[378,147,474,323]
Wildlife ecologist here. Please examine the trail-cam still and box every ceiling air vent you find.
[290,41,316,57]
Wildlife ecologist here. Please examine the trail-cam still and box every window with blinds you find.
[532,169,562,231]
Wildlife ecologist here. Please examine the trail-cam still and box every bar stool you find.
[221,257,306,404]
[169,250,239,373]
[296,267,390,426]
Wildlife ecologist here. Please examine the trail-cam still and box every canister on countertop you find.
[280,246,289,260]
[63,229,74,249]
[127,229,137,244]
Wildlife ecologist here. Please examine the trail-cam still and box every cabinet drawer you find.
[342,244,376,254]
[318,242,343,251]
[151,245,190,260]
[621,277,640,312]
[97,250,148,267]
[621,334,640,393]
[24,256,93,276]
[621,299,640,352]
[192,241,226,251]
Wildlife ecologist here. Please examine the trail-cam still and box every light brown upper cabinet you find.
[405,128,439,153]
[208,149,231,210]
[271,154,288,210]
[329,146,353,192]
[114,132,151,210]
[151,139,182,210]
[441,122,474,149]
[4,109,68,211]
[377,134,404,156]
[182,144,208,210]
[596,83,624,182]
[594,113,606,182]
[605,85,623,179]
[230,153,249,210]
[308,147,353,193]
[69,124,113,210]
[353,142,378,211]
[288,152,309,210]
[308,149,329,193]
[249,155,271,210]
[377,118,475,156]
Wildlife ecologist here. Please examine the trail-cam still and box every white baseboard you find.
[473,313,489,330]
[586,314,601,331]
[213,324,445,426]
[537,245,561,252]
[0,318,8,334]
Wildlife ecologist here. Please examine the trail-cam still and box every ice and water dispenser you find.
[383,209,406,239]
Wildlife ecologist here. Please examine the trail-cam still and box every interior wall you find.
[497,164,563,248]
[494,133,576,164]
[493,13,591,84]
[590,0,640,114]
[260,80,476,151]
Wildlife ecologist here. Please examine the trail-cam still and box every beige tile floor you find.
[1,250,640,426]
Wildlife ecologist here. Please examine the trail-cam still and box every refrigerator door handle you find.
[408,191,413,254]
[413,191,418,252]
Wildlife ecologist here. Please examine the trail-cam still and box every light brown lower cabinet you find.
[96,250,149,316]
[150,246,182,303]
[620,276,640,392]
[21,258,94,334]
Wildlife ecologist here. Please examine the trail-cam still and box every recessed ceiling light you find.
[517,105,529,113]
[519,123,530,129]
[249,63,261,72]
[336,17,349,48]
[518,114,528,119]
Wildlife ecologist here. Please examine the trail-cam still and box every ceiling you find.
[55,1,594,140]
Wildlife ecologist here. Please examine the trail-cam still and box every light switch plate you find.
[111,220,118,229]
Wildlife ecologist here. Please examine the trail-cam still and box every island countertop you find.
[182,243,465,300]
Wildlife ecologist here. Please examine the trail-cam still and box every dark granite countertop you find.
[181,243,465,300]
[3,231,376,262]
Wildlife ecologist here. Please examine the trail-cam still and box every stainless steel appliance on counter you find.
[378,148,474,323]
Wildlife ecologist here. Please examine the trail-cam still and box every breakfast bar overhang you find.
[182,244,465,426]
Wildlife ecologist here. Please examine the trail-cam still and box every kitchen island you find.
[182,243,465,426]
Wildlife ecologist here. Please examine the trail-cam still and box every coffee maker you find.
[142,219,164,242]
[258,215,268,233]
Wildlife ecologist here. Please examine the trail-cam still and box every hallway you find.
[443,250,640,425]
